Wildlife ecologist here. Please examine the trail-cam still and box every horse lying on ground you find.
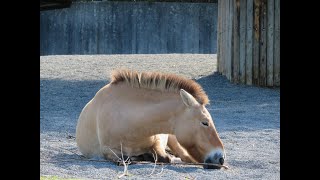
[76,69,225,169]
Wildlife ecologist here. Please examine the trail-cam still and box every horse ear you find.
[180,89,199,107]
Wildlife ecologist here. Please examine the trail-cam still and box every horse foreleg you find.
[167,134,197,163]
[149,134,171,163]
[129,138,171,163]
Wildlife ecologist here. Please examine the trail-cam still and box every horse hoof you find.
[170,157,182,163]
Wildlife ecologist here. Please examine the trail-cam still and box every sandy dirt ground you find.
[40,54,280,179]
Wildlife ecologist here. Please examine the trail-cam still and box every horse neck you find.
[127,90,185,136]
[144,98,185,135]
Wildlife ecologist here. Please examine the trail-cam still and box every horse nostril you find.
[219,157,224,165]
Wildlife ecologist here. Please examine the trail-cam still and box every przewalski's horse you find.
[76,69,225,169]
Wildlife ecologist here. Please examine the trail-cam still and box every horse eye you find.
[201,121,209,127]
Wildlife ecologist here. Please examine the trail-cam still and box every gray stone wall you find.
[40,1,218,55]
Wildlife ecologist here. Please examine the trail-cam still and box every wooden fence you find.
[217,0,280,87]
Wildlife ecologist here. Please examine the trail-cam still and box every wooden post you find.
[226,0,231,80]
[221,0,226,75]
[259,0,267,86]
[217,0,222,73]
[246,0,253,85]
[232,0,240,83]
[267,0,274,86]
[239,0,247,84]
[253,0,260,85]
[273,0,280,86]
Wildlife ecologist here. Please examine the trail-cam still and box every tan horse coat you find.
[76,69,225,165]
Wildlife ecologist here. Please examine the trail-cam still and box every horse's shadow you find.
[50,152,201,173]
[50,152,119,170]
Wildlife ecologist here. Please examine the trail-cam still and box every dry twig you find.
[147,149,158,176]
[118,142,130,178]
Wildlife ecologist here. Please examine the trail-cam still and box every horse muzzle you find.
[203,152,225,169]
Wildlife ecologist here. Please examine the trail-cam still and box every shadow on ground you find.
[50,152,200,174]
[40,72,279,135]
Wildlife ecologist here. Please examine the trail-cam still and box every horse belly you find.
[121,136,156,156]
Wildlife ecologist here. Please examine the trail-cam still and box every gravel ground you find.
[40,54,280,180]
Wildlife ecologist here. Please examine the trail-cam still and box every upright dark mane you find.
[111,69,209,105]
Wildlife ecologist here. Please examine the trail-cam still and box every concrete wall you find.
[40,1,218,55]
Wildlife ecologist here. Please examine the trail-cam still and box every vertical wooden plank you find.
[252,0,260,85]
[227,0,234,80]
[229,0,234,81]
[259,0,267,86]
[225,0,231,80]
[222,0,227,76]
[217,0,222,73]
[223,0,228,76]
[223,0,227,76]
[228,0,232,79]
[220,0,225,75]
[267,0,274,86]
[219,0,223,74]
[246,0,253,85]
[233,0,240,83]
[273,0,280,86]
[239,0,247,84]
[217,0,220,72]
